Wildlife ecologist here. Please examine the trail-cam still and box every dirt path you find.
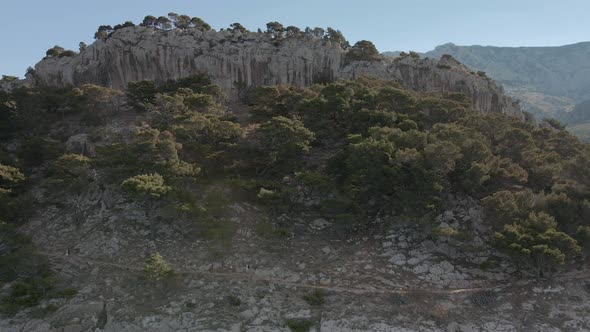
[41,251,588,297]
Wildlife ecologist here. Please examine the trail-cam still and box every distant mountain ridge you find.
[385,41,590,119]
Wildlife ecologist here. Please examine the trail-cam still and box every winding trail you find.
[40,251,589,297]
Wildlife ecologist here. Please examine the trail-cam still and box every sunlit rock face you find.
[33,26,522,118]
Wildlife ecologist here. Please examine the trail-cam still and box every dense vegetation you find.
[1,69,589,316]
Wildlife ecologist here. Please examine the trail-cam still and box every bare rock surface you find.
[1,180,589,331]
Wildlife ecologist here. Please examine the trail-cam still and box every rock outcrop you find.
[32,26,523,118]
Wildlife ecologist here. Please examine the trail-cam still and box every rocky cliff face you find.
[32,26,523,118]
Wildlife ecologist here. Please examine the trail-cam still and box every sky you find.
[1,0,589,77]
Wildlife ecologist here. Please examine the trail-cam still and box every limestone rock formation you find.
[31,26,523,118]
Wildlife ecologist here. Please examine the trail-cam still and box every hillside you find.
[1,15,590,332]
[386,42,590,119]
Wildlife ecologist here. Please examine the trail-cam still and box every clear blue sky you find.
[2,0,589,77]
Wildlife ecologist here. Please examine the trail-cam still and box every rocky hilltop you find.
[30,26,523,118]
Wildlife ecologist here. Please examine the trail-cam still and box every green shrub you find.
[255,218,289,239]
[286,318,314,332]
[482,190,535,226]
[226,294,241,306]
[0,278,53,316]
[479,258,500,270]
[477,71,488,78]
[432,227,467,240]
[30,304,58,318]
[437,64,452,70]
[18,137,64,168]
[0,224,51,283]
[202,218,236,244]
[52,288,78,299]
[257,116,315,168]
[45,45,65,57]
[576,226,590,253]
[144,253,173,280]
[122,173,171,198]
[346,40,380,63]
[31,304,59,319]
[256,186,291,210]
[303,289,325,306]
[495,212,581,277]
[1,75,17,82]
[0,164,25,194]
[47,154,92,191]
